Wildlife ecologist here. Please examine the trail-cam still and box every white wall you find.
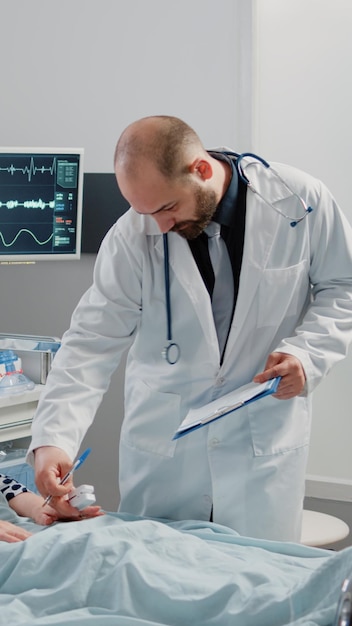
[0,0,252,509]
[253,0,352,494]
[1,0,252,169]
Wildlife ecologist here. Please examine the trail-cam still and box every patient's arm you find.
[0,520,32,543]
[10,490,103,524]
[1,472,103,532]
[9,491,60,525]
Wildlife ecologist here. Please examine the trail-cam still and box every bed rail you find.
[334,577,352,626]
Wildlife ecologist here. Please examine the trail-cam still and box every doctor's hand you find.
[253,352,306,400]
[34,445,74,500]
[33,446,103,520]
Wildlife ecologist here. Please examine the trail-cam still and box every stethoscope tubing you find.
[162,233,180,365]
[163,233,172,342]
[234,152,313,227]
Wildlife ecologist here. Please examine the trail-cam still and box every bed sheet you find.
[0,496,351,626]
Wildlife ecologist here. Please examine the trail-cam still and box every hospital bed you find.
[0,493,351,626]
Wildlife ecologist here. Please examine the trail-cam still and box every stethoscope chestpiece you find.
[162,342,180,365]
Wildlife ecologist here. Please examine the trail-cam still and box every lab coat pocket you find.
[257,260,308,328]
[247,394,310,456]
[123,379,180,457]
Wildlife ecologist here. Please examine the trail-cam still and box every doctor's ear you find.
[189,158,213,181]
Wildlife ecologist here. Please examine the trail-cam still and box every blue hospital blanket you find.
[0,495,351,626]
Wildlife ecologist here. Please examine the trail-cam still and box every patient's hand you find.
[33,500,103,524]
[42,497,104,521]
[0,520,32,543]
[10,491,103,526]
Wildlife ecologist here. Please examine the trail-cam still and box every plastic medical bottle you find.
[0,350,35,395]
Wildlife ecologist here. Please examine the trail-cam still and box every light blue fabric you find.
[0,495,351,626]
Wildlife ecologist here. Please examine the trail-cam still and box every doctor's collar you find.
[208,150,239,227]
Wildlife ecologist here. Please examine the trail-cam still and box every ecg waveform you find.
[0,229,54,248]
[0,157,56,182]
[0,152,80,256]
[0,199,55,210]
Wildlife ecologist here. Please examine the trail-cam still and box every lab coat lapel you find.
[226,166,282,349]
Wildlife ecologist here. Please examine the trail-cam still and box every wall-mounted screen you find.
[81,173,130,253]
[0,147,84,262]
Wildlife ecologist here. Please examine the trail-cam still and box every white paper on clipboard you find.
[173,377,280,440]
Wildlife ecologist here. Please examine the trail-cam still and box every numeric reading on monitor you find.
[0,147,84,262]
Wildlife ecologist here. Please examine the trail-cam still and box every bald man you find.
[28,116,352,541]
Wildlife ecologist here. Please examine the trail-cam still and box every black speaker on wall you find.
[81,173,130,253]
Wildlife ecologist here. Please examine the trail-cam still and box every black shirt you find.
[188,150,246,311]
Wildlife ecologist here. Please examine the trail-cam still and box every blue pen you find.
[42,448,91,507]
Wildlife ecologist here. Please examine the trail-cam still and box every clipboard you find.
[173,377,281,440]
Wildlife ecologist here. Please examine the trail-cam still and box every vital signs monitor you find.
[0,147,84,262]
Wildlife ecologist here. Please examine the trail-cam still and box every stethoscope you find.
[162,151,314,364]
[161,232,181,365]
[235,152,313,228]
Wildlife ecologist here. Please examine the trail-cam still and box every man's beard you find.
[171,186,218,240]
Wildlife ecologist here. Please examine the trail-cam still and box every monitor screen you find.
[0,147,84,262]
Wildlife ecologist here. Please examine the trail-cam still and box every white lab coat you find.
[28,158,352,541]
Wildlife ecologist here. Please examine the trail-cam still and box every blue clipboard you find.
[173,377,281,440]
